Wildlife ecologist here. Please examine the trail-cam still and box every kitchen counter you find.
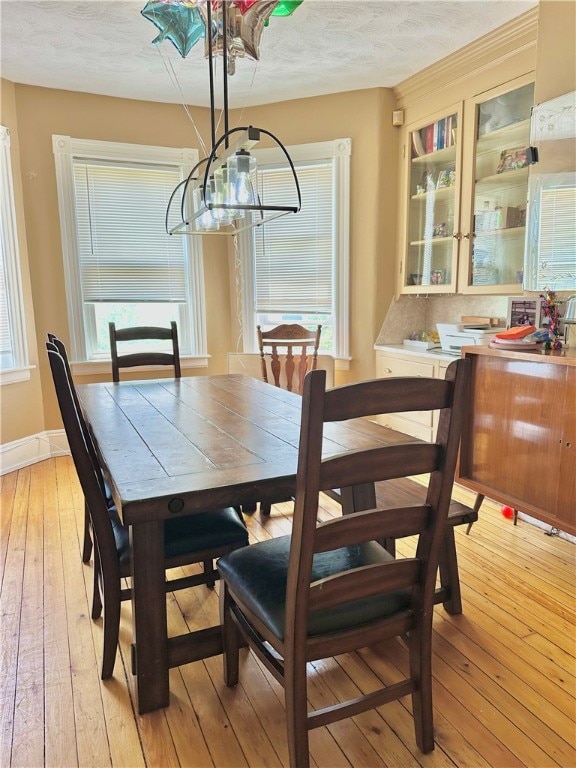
[374,343,457,363]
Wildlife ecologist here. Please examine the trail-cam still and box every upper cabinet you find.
[399,76,535,295]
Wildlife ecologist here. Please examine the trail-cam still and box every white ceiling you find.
[1,0,537,109]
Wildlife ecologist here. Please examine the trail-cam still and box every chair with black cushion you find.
[109,321,181,382]
[256,323,322,515]
[217,359,470,767]
[47,346,249,680]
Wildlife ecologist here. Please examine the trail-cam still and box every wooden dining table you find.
[77,373,413,714]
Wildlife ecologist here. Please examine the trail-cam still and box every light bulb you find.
[193,184,218,230]
[214,166,235,225]
[229,149,256,206]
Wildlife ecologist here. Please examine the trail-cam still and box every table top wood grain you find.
[77,374,411,525]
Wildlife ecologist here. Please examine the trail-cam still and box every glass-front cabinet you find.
[404,106,462,292]
[400,77,535,295]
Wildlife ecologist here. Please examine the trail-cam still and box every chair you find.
[257,323,321,394]
[256,323,322,515]
[217,359,470,767]
[47,346,249,680]
[109,321,181,382]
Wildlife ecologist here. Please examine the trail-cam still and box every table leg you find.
[340,483,376,514]
[130,519,169,714]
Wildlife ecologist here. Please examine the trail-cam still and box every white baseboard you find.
[0,430,69,475]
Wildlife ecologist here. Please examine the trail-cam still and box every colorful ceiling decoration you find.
[141,0,303,71]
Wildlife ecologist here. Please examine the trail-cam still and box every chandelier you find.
[141,0,303,235]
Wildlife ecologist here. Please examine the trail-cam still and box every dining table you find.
[76,373,427,714]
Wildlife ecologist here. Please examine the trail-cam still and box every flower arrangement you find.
[540,289,563,350]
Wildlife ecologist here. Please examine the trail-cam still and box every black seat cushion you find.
[110,506,248,567]
[217,536,413,641]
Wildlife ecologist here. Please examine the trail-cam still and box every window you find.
[525,172,576,290]
[1,125,29,383]
[237,139,350,362]
[53,136,208,365]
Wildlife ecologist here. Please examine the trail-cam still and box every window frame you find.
[237,138,351,365]
[53,135,208,368]
[1,125,30,385]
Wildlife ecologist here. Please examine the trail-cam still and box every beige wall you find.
[0,79,45,444]
[534,0,576,103]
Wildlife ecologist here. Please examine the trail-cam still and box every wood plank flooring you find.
[1,457,574,767]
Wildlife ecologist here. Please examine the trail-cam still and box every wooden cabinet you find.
[458,346,576,535]
[374,347,452,441]
[399,76,534,296]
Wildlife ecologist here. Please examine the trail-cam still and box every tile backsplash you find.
[376,294,510,345]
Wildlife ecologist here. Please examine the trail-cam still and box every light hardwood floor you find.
[1,457,574,767]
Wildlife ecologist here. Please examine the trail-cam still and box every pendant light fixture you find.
[163,1,301,236]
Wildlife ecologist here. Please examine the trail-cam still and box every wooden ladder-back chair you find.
[47,347,249,680]
[109,321,181,382]
[257,323,321,394]
[218,359,470,767]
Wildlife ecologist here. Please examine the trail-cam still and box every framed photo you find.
[507,297,543,329]
[496,147,529,174]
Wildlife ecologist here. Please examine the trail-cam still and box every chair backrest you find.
[46,347,120,578]
[257,323,321,394]
[287,358,470,651]
[46,334,108,498]
[109,321,181,382]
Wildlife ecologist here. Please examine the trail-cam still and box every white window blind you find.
[525,172,576,290]
[254,162,333,314]
[1,125,28,376]
[0,245,11,357]
[73,161,187,303]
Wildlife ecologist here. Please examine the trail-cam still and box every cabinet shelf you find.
[474,225,526,238]
[476,118,530,153]
[475,166,528,189]
[411,145,457,166]
[411,186,455,202]
[410,236,453,246]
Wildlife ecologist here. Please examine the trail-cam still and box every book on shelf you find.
[437,119,445,150]
[411,131,425,157]
[426,124,434,153]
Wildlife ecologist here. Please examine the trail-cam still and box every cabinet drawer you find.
[376,355,435,429]
[376,356,435,379]
[374,413,433,442]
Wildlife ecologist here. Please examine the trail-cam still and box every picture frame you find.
[496,146,529,174]
[506,297,543,329]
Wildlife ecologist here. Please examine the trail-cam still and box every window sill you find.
[70,356,210,377]
[0,365,34,386]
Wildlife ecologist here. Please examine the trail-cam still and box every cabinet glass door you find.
[406,112,459,291]
[468,83,534,290]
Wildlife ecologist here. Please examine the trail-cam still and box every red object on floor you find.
[501,505,514,519]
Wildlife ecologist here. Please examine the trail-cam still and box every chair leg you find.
[409,626,435,754]
[220,583,240,687]
[437,527,462,615]
[466,493,484,534]
[82,501,93,563]
[203,559,217,589]
[260,501,272,516]
[91,544,103,620]
[285,658,310,768]
[100,570,121,680]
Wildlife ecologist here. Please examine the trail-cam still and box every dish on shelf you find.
[489,339,541,350]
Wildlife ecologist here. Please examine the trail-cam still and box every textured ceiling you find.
[0,0,537,108]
